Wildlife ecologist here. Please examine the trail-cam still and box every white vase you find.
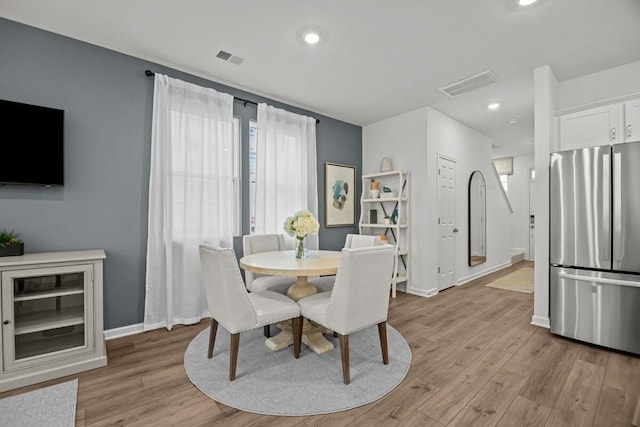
[380,157,393,172]
[370,189,380,199]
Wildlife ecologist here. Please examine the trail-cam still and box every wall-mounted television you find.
[0,99,64,186]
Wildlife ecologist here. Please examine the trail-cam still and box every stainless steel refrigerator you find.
[550,141,640,355]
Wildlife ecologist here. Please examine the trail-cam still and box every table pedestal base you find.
[264,275,335,354]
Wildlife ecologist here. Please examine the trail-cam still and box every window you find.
[500,174,509,193]
[249,120,257,232]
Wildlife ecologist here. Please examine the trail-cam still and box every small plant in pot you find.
[384,215,391,225]
[0,229,24,257]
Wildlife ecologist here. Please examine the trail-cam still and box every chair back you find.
[344,234,382,249]
[242,234,288,286]
[199,243,257,333]
[325,245,395,335]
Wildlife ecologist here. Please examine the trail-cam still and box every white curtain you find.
[255,103,319,249]
[144,74,235,331]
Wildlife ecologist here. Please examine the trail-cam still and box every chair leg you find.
[207,318,218,359]
[378,321,389,365]
[338,334,350,385]
[264,324,271,338]
[292,316,303,358]
[229,333,240,381]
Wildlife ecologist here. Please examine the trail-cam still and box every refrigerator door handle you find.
[613,152,624,266]
[603,153,610,262]
[558,272,640,288]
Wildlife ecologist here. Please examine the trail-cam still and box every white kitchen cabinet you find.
[559,104,619,150]
[558,97,640,150]
[359,170,409,298]
[0,250,107,392]
[624,98,640,143]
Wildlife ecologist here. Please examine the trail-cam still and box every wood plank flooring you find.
[2,261,639,426]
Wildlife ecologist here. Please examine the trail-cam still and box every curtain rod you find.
[145,70,319,123]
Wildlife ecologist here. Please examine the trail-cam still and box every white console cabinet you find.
[0,250,107,392]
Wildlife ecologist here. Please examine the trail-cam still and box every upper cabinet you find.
[624,98,640,143]
[558,97,640,150]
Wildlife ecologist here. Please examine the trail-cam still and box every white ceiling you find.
[2,0,640,157]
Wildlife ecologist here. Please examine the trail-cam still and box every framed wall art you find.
[325,162,356,227]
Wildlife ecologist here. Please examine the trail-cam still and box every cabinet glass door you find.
[1,265,93,370]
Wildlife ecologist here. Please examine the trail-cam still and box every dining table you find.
[239,249,340,354]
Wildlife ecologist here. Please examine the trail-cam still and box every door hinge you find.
[438,267,441,273]
[438,217,441,224]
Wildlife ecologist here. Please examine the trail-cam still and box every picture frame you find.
[324,162,356,227]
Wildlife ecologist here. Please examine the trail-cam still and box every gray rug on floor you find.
[184,324,411,416]
[0,379,78,427]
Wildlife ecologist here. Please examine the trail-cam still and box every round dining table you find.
[239,250,340,354]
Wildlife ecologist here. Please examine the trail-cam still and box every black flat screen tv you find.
[0,99,64,186]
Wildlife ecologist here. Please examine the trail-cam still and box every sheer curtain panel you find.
[145,74,235,331]
[255,104,319,249]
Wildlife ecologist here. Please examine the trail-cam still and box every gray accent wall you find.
[0,18,362,329]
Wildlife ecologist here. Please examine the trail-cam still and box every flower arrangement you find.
[284,210,319,258]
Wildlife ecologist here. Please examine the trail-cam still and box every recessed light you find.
[487,102,501,110]
[303,32,320,45]
[508,118,518,124]
[519,0,538,6]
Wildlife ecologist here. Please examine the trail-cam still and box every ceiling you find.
[2,0,640,157]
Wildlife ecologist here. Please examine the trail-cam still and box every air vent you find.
[439,71,500,97]
[216,50,232,61]
[216,49,244,66]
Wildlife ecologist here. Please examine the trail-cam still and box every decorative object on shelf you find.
[0,229,23,257]
[384,215,391,225]
[370,189,380,199]
[370,179,380,190]
[377,234,389,244]
[369,209,378,224]
[325,162,356,227]
[380,157,393,172]
[390,207,398,224]
[284,210,319,258]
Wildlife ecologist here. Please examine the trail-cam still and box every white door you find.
[437,155,457,291]
[528,169,536,261]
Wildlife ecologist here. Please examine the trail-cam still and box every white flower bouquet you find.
[284,210,319,258]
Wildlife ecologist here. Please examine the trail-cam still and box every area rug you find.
[486,267,534,294]
[0,379,78,427]
[184,324,411,416]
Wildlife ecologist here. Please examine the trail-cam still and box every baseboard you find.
[531,315,550,329]
[104,323,145,340]
[457,261,512,286]
[407,287,438,298]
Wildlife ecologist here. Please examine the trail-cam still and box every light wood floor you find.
[2,261,639,426]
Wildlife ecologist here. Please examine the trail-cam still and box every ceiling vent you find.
[216,49,244,66]
[439,71,500,97]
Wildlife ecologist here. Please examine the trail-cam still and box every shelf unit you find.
[359,170,410,297]
[0,250,107,392]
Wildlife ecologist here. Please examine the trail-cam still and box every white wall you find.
[557,60,640,110]
[362,107,429,295]
[507,154,535,259]
[363,106,512,297]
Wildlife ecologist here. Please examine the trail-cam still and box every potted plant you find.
[384,215,391,225]
[0,229,24,257]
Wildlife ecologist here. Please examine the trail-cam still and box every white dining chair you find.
[309,234,382,292]
[243,234,297,294]
[199,243,302,381]
[296,245,395,384]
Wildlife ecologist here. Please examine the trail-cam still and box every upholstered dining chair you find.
[296,245,395,384]
[242,234,297,294]
[309,234,383,292]
[199,243,303,381]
